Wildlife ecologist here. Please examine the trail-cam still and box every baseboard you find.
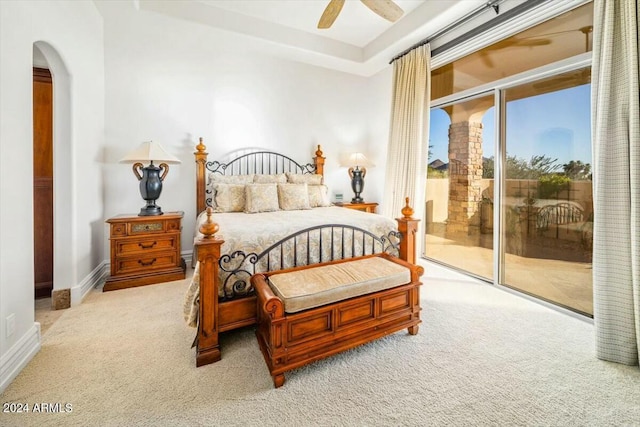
[419,258,487,284]
[182,250,194,269]
[70,261,109,305]
[0,323,41,394]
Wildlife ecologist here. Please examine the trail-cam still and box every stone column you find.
[446,121,484,235]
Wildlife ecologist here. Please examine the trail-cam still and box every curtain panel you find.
[591,0,640,365]
[383,44,431,235]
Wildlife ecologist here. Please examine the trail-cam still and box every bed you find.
[186,138,419,367]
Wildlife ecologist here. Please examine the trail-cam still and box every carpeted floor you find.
[2,261,639,426]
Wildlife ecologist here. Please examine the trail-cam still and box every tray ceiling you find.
[137,0,487,76]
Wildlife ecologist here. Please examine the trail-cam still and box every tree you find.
[482,154,560,179]
[563,160,592,180]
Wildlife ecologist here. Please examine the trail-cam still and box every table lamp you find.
[343,152,373,203]
[120,141,181,216]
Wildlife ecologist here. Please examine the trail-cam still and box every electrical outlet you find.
[6,313,15,337]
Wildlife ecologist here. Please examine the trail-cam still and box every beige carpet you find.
[2,263,639,426]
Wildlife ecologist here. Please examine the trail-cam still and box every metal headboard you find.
[206,151,317,176]
[194,138,325,216]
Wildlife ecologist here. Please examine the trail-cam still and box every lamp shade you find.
[341,152,374,168]
[119,141,181,164]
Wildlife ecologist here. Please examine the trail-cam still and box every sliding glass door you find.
[499,69,593,315]
[424,2,594,316]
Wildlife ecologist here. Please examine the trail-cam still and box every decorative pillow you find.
[308,185,332,208]
[244,184,279,213]
[253,173,287,184]
[206,174,254,207]
[286,172,323,185]
[277,183,311,211]
[213,184,246,212]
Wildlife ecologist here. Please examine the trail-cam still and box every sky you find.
[429,84,592,168]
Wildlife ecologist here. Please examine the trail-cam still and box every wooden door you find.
[33,67,53,298]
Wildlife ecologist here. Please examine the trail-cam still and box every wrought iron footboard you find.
[217,224,401,301]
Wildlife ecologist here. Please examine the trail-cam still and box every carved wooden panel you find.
[287,311,332,343]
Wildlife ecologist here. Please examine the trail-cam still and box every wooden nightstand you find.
[335,202,378,214]
[104,212,186,291]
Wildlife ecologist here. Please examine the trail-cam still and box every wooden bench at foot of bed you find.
[251,253,423,388]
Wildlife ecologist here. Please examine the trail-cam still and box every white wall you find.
[0,0,104,392]
[97,1,391,253]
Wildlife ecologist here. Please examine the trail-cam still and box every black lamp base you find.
[349,167,366,205]
[139,204,163,216]
[134,162,167,216]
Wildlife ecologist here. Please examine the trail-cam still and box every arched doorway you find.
[32,41,73,312]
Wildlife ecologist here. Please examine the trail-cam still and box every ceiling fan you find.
[318,0,404,29]
[533,26,593,91]
[478,25,592,69]
[479,38,552,68]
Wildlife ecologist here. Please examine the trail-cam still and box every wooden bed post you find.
[314,145,325,177]
[397,197,420,265]
[195,208,224,366]
[195,137,208,215]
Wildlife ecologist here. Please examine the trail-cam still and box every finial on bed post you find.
[195,138,208,216]
[314,144,325,177]
[196,137,207,154]
[401,197,414,219]
[396,197,419,265]
[199,207,219,238]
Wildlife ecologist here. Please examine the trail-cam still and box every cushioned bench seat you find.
[268,257,412,313]
[252,253,423,388]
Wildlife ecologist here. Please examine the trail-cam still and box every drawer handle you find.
[138,258,157,267]
[139,241,157,249]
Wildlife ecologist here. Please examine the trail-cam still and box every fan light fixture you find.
[120,141,181,216]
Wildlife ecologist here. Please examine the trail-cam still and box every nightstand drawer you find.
[114,253,178,276]
[115,236,178,256]
[129,221,165,235]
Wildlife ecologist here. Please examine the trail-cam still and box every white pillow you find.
[213,184,246,212]
[245,184,279,213]
[286,172,323,185]
[277,183,311,211]
[308,185,331,207]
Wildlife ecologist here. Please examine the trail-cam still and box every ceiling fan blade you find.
[318,0,345,29]
[484,38,551,52]
[479,51,494,68]
[516,38,552,46]
[360,0,404,22]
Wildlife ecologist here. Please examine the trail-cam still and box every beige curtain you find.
[591,0,640,365]
[383,44,431,232]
